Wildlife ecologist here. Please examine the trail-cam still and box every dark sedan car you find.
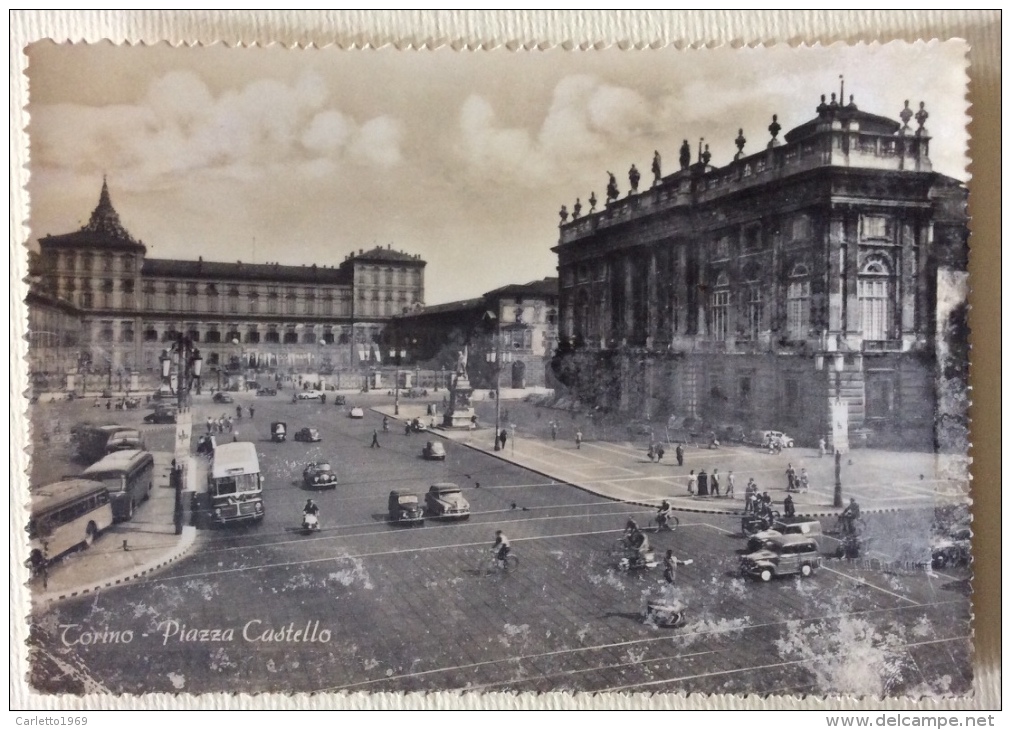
[257,388,278,397]
[212,392,234,404]
[294,427,322,443]
[143,406,178,424]
[388,491,424,526]
[302,461,338,489]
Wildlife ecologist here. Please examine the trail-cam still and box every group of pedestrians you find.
[684,468,736,498]
[206,414,235,434]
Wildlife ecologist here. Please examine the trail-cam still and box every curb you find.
[372,408,922,520]
[35,526,198,606]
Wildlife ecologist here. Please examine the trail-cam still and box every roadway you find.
[27,391,972,696]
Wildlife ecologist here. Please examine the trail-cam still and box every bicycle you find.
[478,551,519,575]
[834,515,867,536]
[649,514,680,533]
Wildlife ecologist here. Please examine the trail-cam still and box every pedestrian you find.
[500,429,508,450]
[818,437,826,458]
[697,469,709,497]
[744,480,757,513]
[710,468,721,497]
[249,406,255,419]
[232,430,239,443]
[236,405,242,420]
[575,429,582,449]
[726,470,736,499]
[656,443,665,463]
[783,494,796,518]
[405,422,412,436]
[786,463,797,492]
[371,429,381,448]
[647,443,656,463]
[320,393,326,405]
[227,416,233,432]
[551,421,558,441]
[206,416,213,433]
[687,469,697,496]
[675,442,684,467]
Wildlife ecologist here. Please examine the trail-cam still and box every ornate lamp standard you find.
[164,335,203,410]
[485,330,513,451]
[390,343,406,416]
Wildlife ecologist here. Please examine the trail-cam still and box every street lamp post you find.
[390,342,406,416]
[485,331,513,451]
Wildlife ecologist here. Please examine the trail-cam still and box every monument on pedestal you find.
[442,346,476,429]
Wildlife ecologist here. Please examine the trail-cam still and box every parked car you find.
[388,491,425,526]
[256,388,278,397]
[294,390,323,401]
[122,396,141,410]
[105,428,145,454]
[302,461,338,489]
[750,430,795,448]
[931,527,972,569]
[333,395,347,406]
[143,406,178,424]
[212,392,234,404]
[740,534,821,581]
[271,421,287,443]
[152,385,174,401]
[348,407,365,419]
[424,483,470,519]
[747,519,823,553]
[422,441,446,460]
[294,427,322,443]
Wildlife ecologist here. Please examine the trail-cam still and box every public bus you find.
[82,449,155,522]
[28,479,115,567]
[208,441,265,524]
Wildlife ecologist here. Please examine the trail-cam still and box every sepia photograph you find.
[19,40,973,699]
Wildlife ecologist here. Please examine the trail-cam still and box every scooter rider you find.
[303,499,319,517]
[840,498,861,534]
[492,530,511,562]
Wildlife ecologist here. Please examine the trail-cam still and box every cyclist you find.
[656,500,674,530]
[840,498,861,534]
[492,530,511,564]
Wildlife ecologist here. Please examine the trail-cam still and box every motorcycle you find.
[741,510,780,536]
[300,512,321,534]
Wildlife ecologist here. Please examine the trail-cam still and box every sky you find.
[23,42,968,305]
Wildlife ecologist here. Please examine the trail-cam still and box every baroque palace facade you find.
[553,95,968,448]
[30,180,425,388]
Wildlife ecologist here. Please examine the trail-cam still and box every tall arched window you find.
[858,257,892,341]
[710,272,730,341]
[741,264,763,341]
[573,290,590,341]
[786,263,811,340]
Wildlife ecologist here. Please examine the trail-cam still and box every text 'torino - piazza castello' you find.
[552,93,968,449]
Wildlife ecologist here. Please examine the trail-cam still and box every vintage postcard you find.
[17,40,973,702]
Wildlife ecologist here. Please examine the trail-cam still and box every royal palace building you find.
[553,95,968,448]
[29,180,426,389]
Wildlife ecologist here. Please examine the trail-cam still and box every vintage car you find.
[746,519,823,553]
[749,430,795,449]
[302,461,338,489]
[152,385,175,401]
[105,428,145,454]
[931,527,972,569]
[256,388,278,397]
[740,534,821,582]
[196,435,216,456]
[271,421,287,442]
[294,390,323,401]
[348,407,365,419]
[212,392,234,404]
[422,441,446,460]
[143,406,178,424]
[122,396,141,410]
[424,483,470,519]
[388,491,425,526]
[294,427,322,443]
[333,395,347,406]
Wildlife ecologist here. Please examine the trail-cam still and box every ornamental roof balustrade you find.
[558,98,935,247]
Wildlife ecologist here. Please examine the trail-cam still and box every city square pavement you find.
[374,400,970,518]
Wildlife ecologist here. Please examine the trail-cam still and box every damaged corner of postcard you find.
[14,37,973,705]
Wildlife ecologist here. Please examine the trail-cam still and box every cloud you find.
[458,75,658,185]
[29,70,404,189]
